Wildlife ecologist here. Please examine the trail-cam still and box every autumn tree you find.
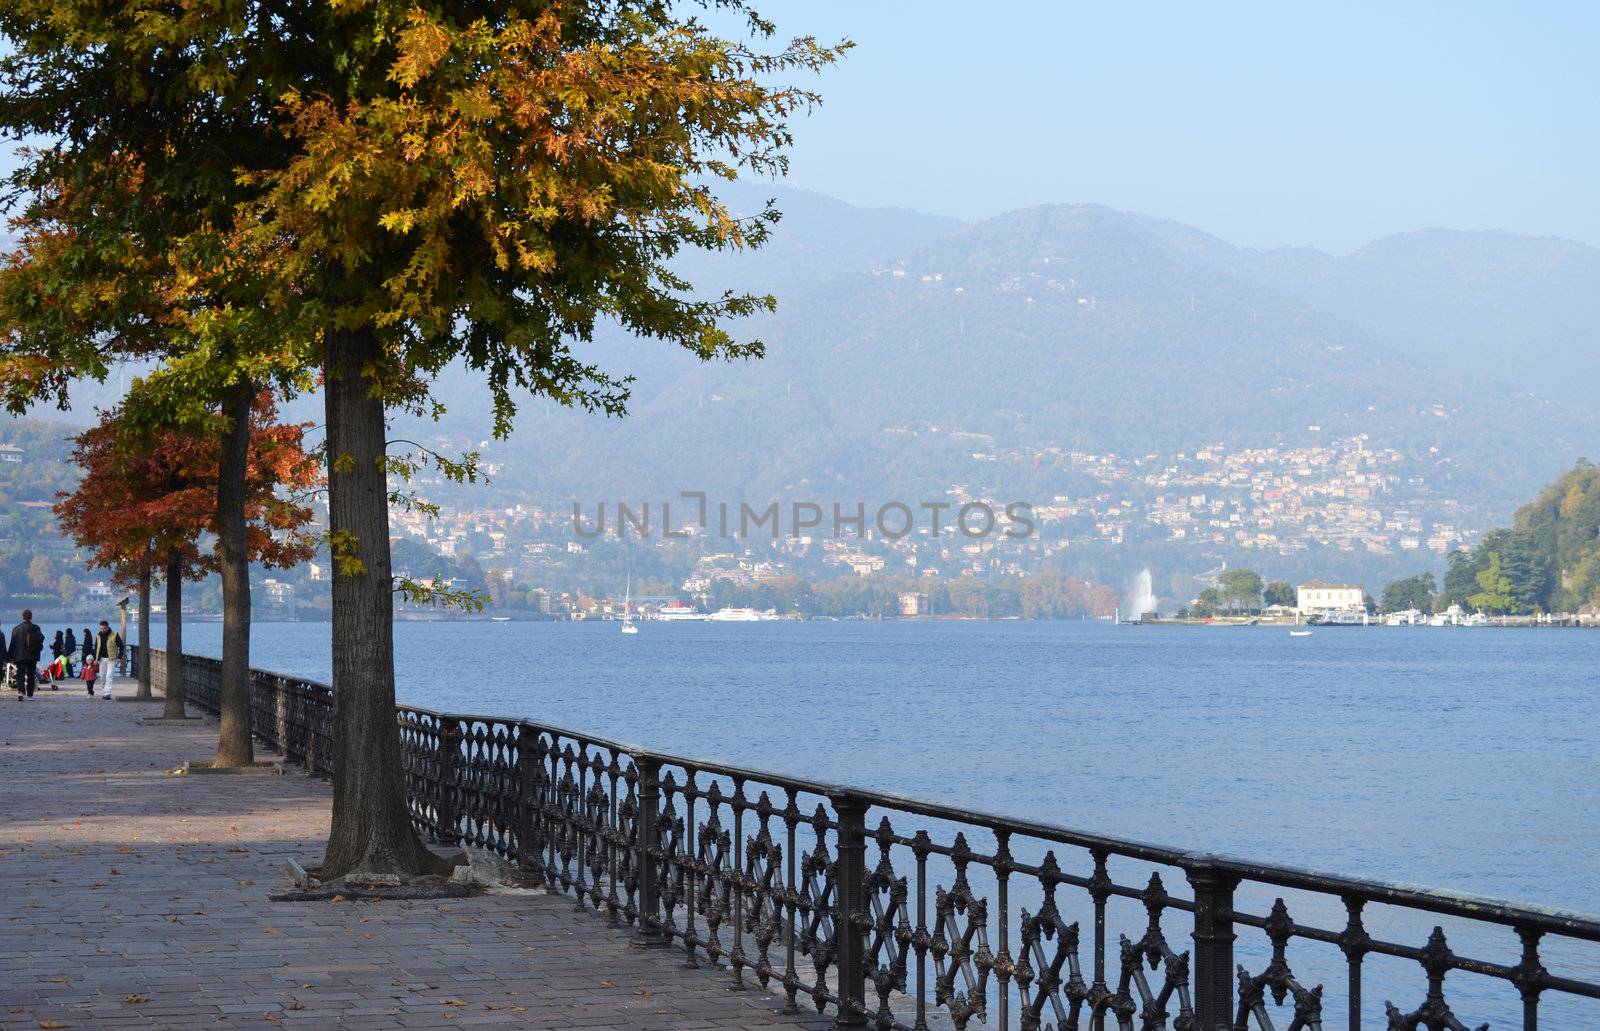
[26,554,52,590]
[55,397,318,730]
[3,0,842,878]
[0,0,316,759]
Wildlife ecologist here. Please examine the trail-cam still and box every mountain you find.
[1253,229,1600,405]
[1440,460,1600,614]
[466,196,1595,525]
[28,188,1600,538]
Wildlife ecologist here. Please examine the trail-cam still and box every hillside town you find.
[0,420,1573,626]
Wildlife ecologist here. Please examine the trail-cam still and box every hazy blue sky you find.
[734,1,1597,253]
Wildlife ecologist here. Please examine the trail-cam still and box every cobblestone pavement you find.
[0,690,833,1030]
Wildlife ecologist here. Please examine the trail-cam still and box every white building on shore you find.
[1296,579,1364,616]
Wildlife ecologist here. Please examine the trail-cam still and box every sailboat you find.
[621,574,639,634]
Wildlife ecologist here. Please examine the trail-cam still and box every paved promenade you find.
[0,691,832,1030]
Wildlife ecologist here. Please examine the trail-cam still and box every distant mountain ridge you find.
[473,191,1595,525]
[1252,227,1599,404]
[31,187,1600,531]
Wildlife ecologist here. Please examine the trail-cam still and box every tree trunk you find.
[136,567,153,699]
[319,328,447,879]
[214,380,254,767]
[162,555,186,720]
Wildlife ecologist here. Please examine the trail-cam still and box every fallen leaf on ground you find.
[263,927,280,934]
[37,1021,67,1029]
[439,998,466,1007]
[124,994,146,1004]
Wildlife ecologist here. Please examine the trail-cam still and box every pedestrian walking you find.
[62,628,77,677]
[82,655,99,697]
[92,620,123,700]
[8,610,43,700]
[80,627,92,664]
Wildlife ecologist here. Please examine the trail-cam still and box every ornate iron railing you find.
[148,648,1600,1030]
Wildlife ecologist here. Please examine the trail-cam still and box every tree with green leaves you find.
[1469,553,1515,614]
[0,6,304,761]
[1262,579,1295,608]
[1380,572,1437,614]
[1216,568,1264,613]
[3,0,843,878]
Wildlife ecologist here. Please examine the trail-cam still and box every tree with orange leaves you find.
[56,394,319,728]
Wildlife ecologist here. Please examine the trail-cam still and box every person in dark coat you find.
[63,629,77,677]
[9,610,43,700]
[80,627,93,664]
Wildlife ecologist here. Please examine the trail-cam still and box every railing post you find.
[832,792,869,1028]
[633,756,669,947]
[515,731,546,886]
[1187,858,1239,1031]
[437,717,463,846]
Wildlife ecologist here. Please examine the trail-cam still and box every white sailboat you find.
[621,574,639,634]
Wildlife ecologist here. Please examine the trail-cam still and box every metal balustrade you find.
[142,648,1600,1030]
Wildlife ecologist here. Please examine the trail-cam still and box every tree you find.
[4,0,842,878]
[1469,553,1515,615]
[1442,547,1489,609]
[1262,580,1295,608]
[55,398,318,727]
[1216,568,1264,613]
[26,554,53,590]
[1380,573,1437,614]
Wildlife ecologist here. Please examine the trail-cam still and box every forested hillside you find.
[1441,460,1600,613]
[0,419,89,607]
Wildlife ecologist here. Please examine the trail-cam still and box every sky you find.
[2,3,1593,255]
[724,1,1598,253]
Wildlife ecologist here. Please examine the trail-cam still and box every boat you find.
[1317,607,1372,627]
[654,602,704,621]
[490,616,511,623]
[707,607,777,621]
[621,575,639,634]
[1289,630,1313,637]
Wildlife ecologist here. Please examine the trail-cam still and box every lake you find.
[150,618,1598,1024]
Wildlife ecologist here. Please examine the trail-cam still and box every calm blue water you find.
[158,619,1599,1025]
